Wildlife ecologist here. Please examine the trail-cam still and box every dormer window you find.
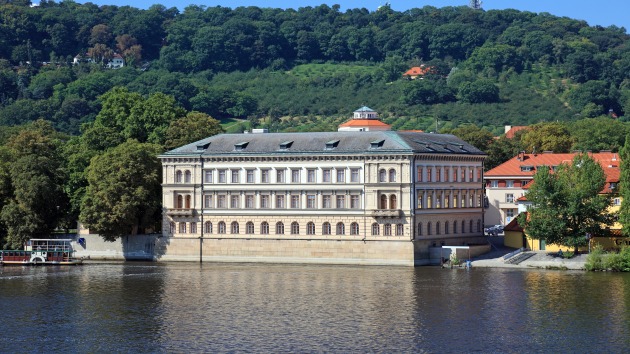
[196,142,210,151]
[234,142,249,151]
[370,139,385,149]
[279,141,293,150]
[520,165,534,172]
[325,140,340,150]
[610,182,618,190]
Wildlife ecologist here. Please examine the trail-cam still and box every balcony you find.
[371,209,402,218]
[166,208,196,217]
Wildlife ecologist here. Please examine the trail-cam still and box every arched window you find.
[470,220,473,233]
[190,222,197,234]
[417,222,423,236]
[477,220,482,232]
[175,170,182,183]
[389,169,396,182]
[371,223,380,236]
[384,223,392,236]
[380,194,388,209]
[436,222,441,235]
[322,222,331,235]
[396,223,403,236]
[218,221,226,234]
[204,221,212,234]
[260,222,269,234]
[453,220,457,234]
[185,195,191,209]
[179,222,186,234]
[231,221,239,234]
[379,169,387,182]
[389,194,397,209]
[350,222,359,235]
[246,221,254,234]
[336,222,345,235]
[276,222,284,235]
[307,222,315,235]
[184,170,191,183]
[177,195,183,209]
[445,221,450,234]
[427,222,432,236]
[169,222,175,234]
[291,222,299,235]
[462,220,466,233]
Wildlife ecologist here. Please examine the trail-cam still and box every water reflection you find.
[1,264,629,352]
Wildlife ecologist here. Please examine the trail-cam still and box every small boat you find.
[0,239,83,266]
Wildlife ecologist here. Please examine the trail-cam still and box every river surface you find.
[1,262,629,353]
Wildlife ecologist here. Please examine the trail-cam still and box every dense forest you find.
[2,1,630,246]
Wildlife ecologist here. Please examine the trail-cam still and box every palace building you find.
[158,108,487,265]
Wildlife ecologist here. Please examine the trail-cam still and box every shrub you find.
[603,246,630,272]
[585,244,605,271]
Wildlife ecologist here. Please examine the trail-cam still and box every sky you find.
[75,0,630,32]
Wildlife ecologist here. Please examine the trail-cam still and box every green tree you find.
[485,135,524,171]
[80,140,162,241]
[449,124,494,152]
[570,117,628,152]
[457,79,500,104]
[618,134,630,236]
[164,111,224,150]
[520,154,613,252]
[0,121,68,248]
[521,122,573,153]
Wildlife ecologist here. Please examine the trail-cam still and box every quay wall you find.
[72,234,488,266]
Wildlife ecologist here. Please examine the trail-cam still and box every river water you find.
[1,263,629,353]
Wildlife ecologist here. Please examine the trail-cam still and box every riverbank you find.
[470,240,587,270]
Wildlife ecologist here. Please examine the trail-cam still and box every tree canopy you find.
[519,154,613,252]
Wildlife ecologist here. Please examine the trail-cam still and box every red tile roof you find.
[505,126,529,139]
[486,151,620,193]
[403,66,435,77]
[338,119,391,128]
[503,214,525,232]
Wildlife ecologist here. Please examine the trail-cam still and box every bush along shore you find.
[585,245,630,272]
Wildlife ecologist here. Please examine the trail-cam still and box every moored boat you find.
[0,239,83,266]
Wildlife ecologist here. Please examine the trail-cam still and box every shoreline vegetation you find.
[585,245,630,271]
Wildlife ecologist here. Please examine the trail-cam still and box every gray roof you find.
[160,131,485,157]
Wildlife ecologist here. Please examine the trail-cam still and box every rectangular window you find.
[261,170,269,183]
[245,195,254,209]
[322,195,332,208]
[614,198,622,206]
[445,168,450,182]
[351,195,360,209]
[231,170,239,183]
[307,169,316,183]
[427,168,432,182]
[217,195,226,208]
[351,169,360,183]
[307,195,316,208]
[461,168,465,182]
[477,168,482,181]
[469,168,474,181]
[417,167,423,182]
[436,168,441,182]
[291,195,300,209]
[260,195,270,208]
[336,195,345,209]
[336,169,345,183]
[506,194,514,203]
[490,180,498,188]
[506,208,515,222]
[276,169,285,183]
[218,170,226,183]
[453,167,458,182]
[230,195,239,208]
[323,169,331,182]
[276,195,285,209]
[291,169,300,183]
[204,195,213,208]
[204,170,213,183]
[506,180,514,188]
[246,170,255,183]
[417,192,423,209]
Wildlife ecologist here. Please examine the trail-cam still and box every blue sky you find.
[77,0,630,32]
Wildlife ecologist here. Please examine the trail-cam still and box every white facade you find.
[159,131,486,251]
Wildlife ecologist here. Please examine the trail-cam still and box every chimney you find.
[505,125,512,134]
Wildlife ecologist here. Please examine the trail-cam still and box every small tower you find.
[338,107,391,132]
[469,0,482,10]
